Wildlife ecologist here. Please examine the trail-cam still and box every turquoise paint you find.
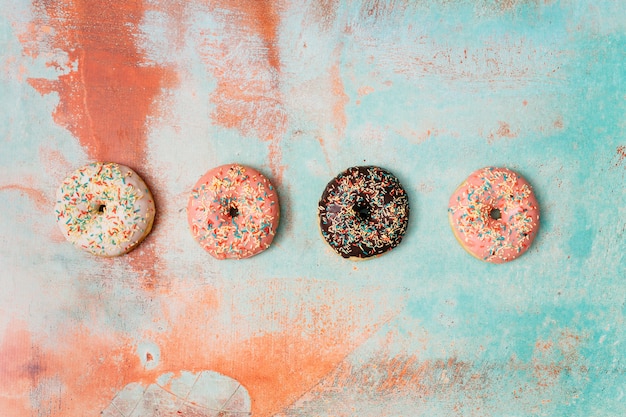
[0,0,624,415]
[568,221,594,260]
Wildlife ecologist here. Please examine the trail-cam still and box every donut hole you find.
[228,205,239,218]
[97,204,106,214]
[353,202,371,222]
[489,208,502,221]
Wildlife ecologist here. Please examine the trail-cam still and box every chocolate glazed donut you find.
[318,166,410,260]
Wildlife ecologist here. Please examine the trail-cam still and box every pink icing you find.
[448,167,540,263]
[187,164,280,260]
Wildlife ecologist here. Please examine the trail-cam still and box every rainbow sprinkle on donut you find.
[55,162,156,257]
[318,166,410,260]
[187,164,280,260]
[448,166,540,263]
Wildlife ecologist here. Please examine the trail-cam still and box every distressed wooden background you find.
[1,0,624,416]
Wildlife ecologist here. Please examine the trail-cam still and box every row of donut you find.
[54,162,540,264]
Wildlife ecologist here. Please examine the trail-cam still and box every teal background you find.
[1,0,624,416]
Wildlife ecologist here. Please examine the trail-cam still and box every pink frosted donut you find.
[55,162,156,257]
[448,167,540,263]
[187,164,280,259]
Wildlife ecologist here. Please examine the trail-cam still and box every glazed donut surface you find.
[448,166,540,263]
[318,166,410,260]
[187,164,280,260]
[55,162,156,257]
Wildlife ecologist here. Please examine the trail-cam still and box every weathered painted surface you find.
[0,0,624,416]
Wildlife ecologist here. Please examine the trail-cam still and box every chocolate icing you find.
[318,166,410,259]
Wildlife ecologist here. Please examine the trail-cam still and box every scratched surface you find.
[1,0,625,416]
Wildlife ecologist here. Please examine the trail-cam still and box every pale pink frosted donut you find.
[448,167,540,263]
[55,162,156,257]
[187,164,280,259]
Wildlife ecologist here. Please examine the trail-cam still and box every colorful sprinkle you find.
[318,166,410,260]
[187,164,280,260]
[448,166,540,263]
[54,162,156,257]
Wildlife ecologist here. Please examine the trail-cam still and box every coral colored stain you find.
[553,117,564,129]
[532,331,585,389]
[125,240,167,291]
[495,0,551,12]
[317,136,333,171]
[330,62,349,138]
[202,0,286,130]
[0,322,38,417]
[148,285,397,417]
[268,139,286,185]
[496,121,517,138]
[25,0,176,169]
[204,0,283,71]
[0,321,157,417]
[0,185,50,210]
[358,85,375,96]
[487,121,518,142]
[299,353,479,402]
[616,145,626,167]
[22,0,176,286]
[198,1,287,180]
[310,0,340,30]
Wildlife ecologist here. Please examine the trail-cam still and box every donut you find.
[187,164,280,259]
[318,166,410,260]
[448,166,540,263]
[55,162,156,257]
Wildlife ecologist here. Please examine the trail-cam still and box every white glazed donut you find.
[55,162,156,257]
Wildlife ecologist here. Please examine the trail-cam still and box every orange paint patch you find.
[309,0,340,30]
[0,185,51,210]
[198,1,287,180]
[124,241,168,292]
[0,322,38,416]
[0,320,156,417]
[208,0,282,72]
[531,330,586,390]
[21,0,177,284]
[38,146,73,179]
[148,282,398,417]
[268,139,286,185]
[533,362,562,388]
[616,145,626,167]
[496,0,552,12]
[535,340,554,352]
[496,121,517,138]
[298,353,481,406]
[317,136,333,171]
[487,121,518,143]
[497,0,518,11]
[553,117,564,129]
[330,62,349,138]
[378,356,477,395]
[358,85,375,96]
[24,0,176,169]
[393,125,447,145]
